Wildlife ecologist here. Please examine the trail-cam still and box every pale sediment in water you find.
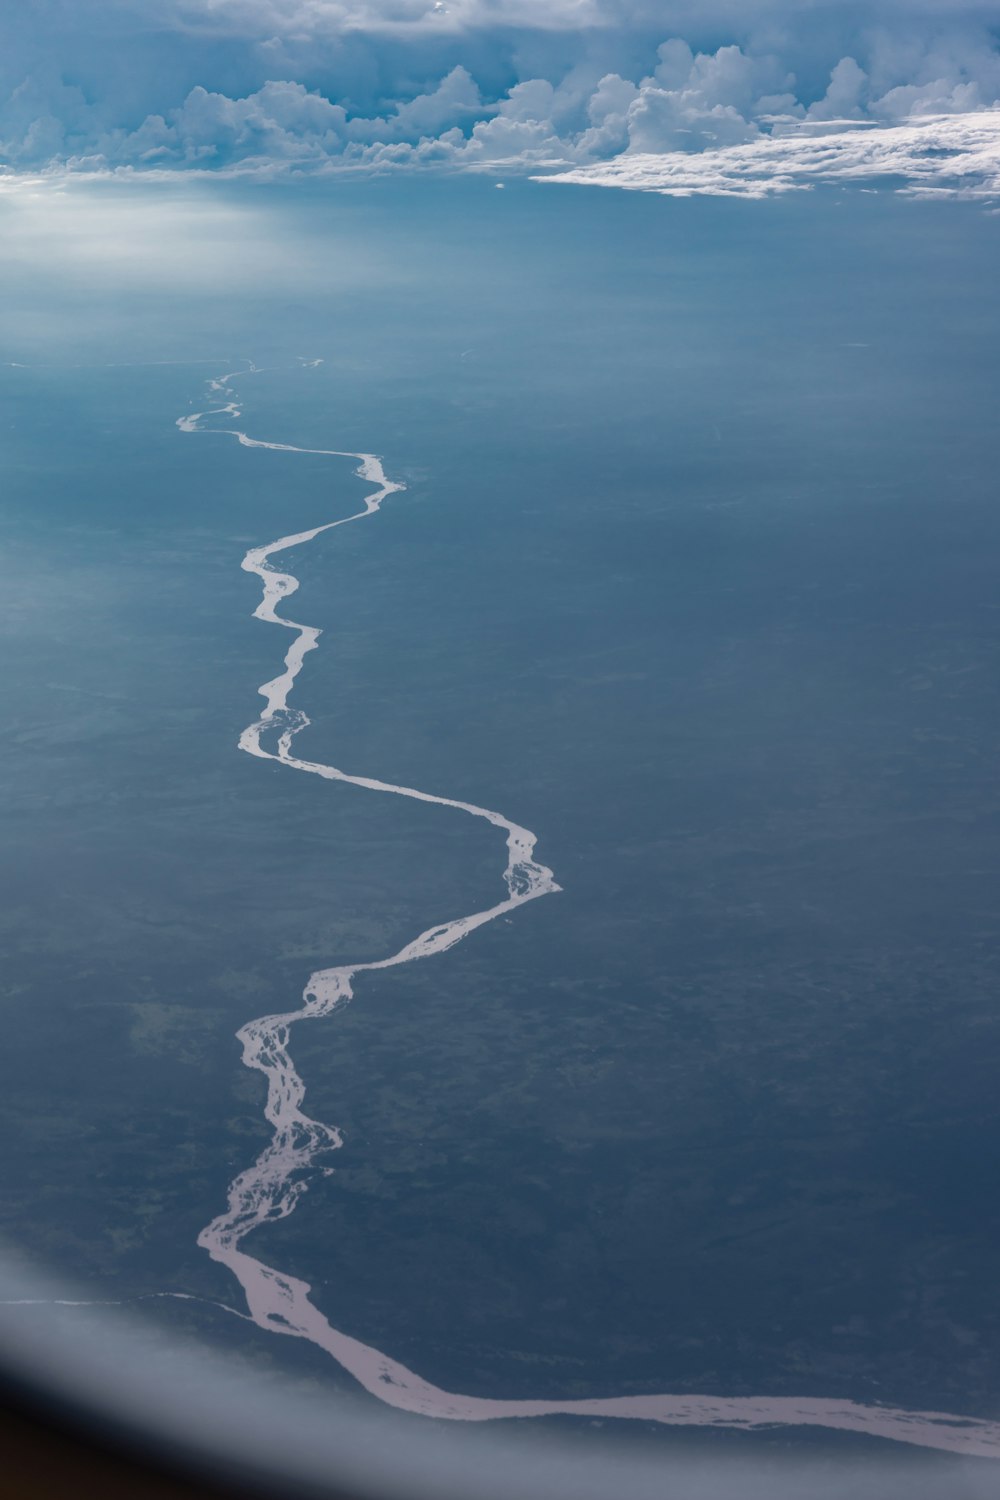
[179,363,1000,1459]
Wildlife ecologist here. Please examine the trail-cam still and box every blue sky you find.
[2,0,999,195]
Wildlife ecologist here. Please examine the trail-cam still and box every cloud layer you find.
[545,108,1000,198]
[2,1,1000,198]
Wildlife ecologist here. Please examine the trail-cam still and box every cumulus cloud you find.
[619,42,799,152]
[807,57,868,120]
[358,64,484,138]
[1,0,1000,198]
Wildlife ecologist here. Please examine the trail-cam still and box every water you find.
[2,174,1000,1458]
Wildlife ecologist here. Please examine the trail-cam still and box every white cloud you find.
[807,57,868,121]
[3,4,1000,199]
[575,71,639,154]
[626,89,757,153]
[540,108,1000,198]
[349,65,485,141]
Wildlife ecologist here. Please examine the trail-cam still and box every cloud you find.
[134,0,1000,43]
[807,57,868,120]
[351,64,486,141]
[162,0,627,39]
[618,43,800,152]
[2,1,1000,198]
[540,108,1000,198]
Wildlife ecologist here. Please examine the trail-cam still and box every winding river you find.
[179,363,1000,1459]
